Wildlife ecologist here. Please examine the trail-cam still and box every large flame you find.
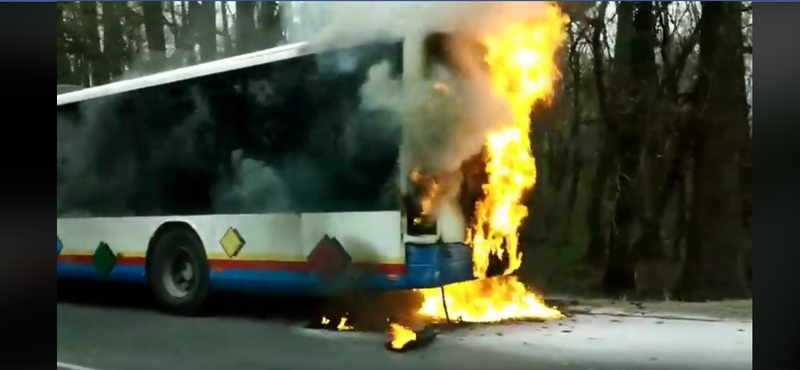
[417,4,568,323]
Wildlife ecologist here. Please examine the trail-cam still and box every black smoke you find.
[57,41,403,217]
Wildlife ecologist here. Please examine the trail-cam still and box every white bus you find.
[57,34,485,315]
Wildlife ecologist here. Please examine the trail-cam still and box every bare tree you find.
[258,2,284,48]
[196,1,218,62]
[102,2,126,79]
[235,2,257,54]
[57,2,73,85]
[142,1,167,69]
[79,2,106,85]
[677,1,751,301]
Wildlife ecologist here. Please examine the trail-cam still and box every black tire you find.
[147,227,210,315]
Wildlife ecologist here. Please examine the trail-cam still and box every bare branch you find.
[569,21,591,55]
[664,23,700,98]
[658,2,672,80]
[590,2,615,133]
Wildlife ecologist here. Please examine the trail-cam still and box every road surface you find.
[57,288,752,370]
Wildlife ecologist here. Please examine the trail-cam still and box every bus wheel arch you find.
[146,221,210,315]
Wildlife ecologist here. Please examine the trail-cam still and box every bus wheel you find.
[148,227,210,315]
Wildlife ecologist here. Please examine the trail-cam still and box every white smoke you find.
[287,2,561,188]
[293,2,561,47]
[58,2,575,218]
[282,1,579,221]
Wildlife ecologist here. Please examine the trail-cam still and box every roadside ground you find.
[552,297,752,321]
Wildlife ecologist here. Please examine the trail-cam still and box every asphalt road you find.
[57,284,752,370]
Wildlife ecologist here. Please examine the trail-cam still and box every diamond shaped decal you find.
[307,235,351,281]
[93,241,117,277]
[220,227,245,258]
[57,236,63,256]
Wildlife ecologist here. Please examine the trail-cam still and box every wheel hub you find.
[163,247,195,298]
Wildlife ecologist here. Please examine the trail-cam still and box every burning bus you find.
[57,34,501,315]
[58,0,571,324]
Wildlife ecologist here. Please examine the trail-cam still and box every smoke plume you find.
[57,2,569,218]
[290,1,565,216]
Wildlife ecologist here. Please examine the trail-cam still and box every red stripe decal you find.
[57,255,406,274]
[58,255,145,266]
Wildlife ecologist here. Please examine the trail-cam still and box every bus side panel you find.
[57,212,407,294]
[202,213,305,292]
[57,212,470,294]
[56,216,213,283]
[207,211,406,294]
[301,211,405,291]
[405,243,474,289]
[300,211,403,265]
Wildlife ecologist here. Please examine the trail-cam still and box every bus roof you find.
[57,41,309,107]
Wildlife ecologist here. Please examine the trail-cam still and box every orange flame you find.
[321,316,354,331]
[409,171,441,225]
[388,323,417,349]
[418,3,569,323]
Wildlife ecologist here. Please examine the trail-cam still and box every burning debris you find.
[320,316,354,331]
[386,324,439,352]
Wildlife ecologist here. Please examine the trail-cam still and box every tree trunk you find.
[57,3,73,85]
[280,1,294,42]
[236,2,257,54]
[258,1,284,48]
[631,117,691,263]
[677,1,750,301]
[197,1,218,62]
[102,2,125,80]
[167,1,189,64]
[564,23,584,231]
[79,2,107,86]
[741,129,752,288]
[584,0,623,268]
[585,137,614,266]
[741,130,752,230]
[566,24,583,230]
[220,2,232,55]
[672,169,688,261]
[142,1,167,70]
[630,3,701,264]
[184,1,200,64]
[76,56,90,87]
[603,1,656,296]
[122,7,145,68]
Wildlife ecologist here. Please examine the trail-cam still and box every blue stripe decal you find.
[58,263,146,283]
[57,242,476,294]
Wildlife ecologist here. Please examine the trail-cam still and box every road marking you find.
[57,361,102,370]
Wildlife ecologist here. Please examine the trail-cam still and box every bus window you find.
[57,41,405,218]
